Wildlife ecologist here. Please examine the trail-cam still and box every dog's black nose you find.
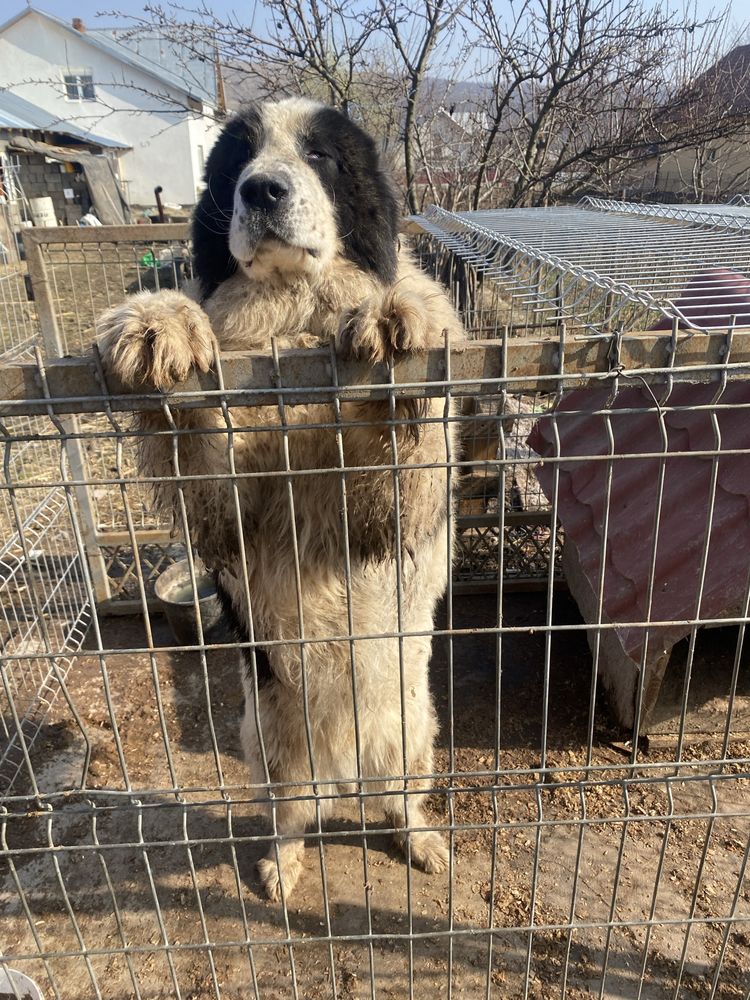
[239,175,289,212]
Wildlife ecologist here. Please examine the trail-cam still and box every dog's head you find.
[192,98,399,300]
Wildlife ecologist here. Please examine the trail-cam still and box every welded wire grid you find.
[34,233,194,358]
[16,227,197,613]
[26,227,559,594]
[415,203,750,336]
[413,200,750,573]
[0,267,36,362]
[456,392,556,586]
[26,227,194,538]
[0,254,92,794]
[1,338,749,1000]
[580,196,750,233]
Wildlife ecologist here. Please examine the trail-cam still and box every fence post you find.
[23,229,112,605]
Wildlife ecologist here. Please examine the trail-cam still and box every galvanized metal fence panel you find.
[0,214,93,794]
[1,327,749,999]
[22,226,194,609]
[1,208,749,999]
[22,224,564,600]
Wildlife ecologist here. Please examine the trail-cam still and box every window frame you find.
[63,70,96,102]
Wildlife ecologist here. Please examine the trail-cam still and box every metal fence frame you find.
[2,216,748,1000]
[22,225,193,610]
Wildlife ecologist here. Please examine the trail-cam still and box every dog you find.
[97,98,465,901]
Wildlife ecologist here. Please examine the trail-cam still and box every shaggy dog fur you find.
[97,98,465,901]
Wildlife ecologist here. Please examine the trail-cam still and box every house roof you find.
[0,6,214,105]
[690,43,750,116]
[528,382,750,666]
[0,89,129,148]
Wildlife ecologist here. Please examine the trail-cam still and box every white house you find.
[0,6,222,206]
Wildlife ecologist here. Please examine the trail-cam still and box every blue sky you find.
[28,0,741,28]
[17,0,246,27]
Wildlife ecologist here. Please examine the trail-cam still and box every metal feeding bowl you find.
[0,968,44,1000]
[154,558,223,646]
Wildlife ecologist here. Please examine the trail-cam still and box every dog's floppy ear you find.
[309,107,400,286]
[192,106,263,302]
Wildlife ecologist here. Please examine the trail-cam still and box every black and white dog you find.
[99,98,464,901]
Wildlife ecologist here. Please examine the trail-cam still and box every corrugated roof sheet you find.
[101,29,217,105]
[0,90,129,148]
[528,383,750,664]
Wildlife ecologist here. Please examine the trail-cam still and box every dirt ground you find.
[1,593,749,1000]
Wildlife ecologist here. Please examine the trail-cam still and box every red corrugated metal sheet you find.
[653,268,750,328]
[528,382,750,663]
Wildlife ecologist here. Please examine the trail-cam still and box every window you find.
[64,72,95,101]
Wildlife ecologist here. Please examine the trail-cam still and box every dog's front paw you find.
[97,290,215,391]
[257,852,303,902]
[406,830,450,874]
[338,288,432,364]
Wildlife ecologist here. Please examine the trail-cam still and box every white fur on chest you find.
[200,256,384,351]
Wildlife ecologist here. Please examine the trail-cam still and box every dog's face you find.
[228,100,339,271]
[193,99,399,300]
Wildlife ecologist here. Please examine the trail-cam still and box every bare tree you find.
[108,0,468,209]
[376,0,465,213]
[30,0,750,211]
[122,0,393,124]
[651,12,750,201]
[463,0,750,208]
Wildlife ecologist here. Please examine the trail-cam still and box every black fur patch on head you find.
[192,106,264,301]
[304,107,399,284]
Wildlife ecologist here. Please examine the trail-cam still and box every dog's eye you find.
[305,148,329,162]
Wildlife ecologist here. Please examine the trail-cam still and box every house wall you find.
[187,113,220,194]
[624,130,750,201]
[0,10,221,205]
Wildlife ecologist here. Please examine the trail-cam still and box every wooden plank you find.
[95,528,173,546]
[2,330,750,417]
[22,223,190,246]
[22,233,113,600]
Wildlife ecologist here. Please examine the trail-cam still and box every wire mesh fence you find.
[21,226,197,612]
[24,224,194,359]
[0,216,93,796]
[20,225,561,601]
[579,197,750,233]
[0,223,204,794]
[414,203,750,336]
[1,318,749,999]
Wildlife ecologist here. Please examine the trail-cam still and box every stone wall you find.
[14,151,91,225]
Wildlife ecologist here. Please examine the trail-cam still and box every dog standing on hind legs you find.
[97,98,465,901]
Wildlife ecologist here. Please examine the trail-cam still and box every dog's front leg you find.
[337,261,464,364]
[96,289,224,542]
[337,285,437,364]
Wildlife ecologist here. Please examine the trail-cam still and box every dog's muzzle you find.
[236,172,298,253]
[239,174,290,214]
